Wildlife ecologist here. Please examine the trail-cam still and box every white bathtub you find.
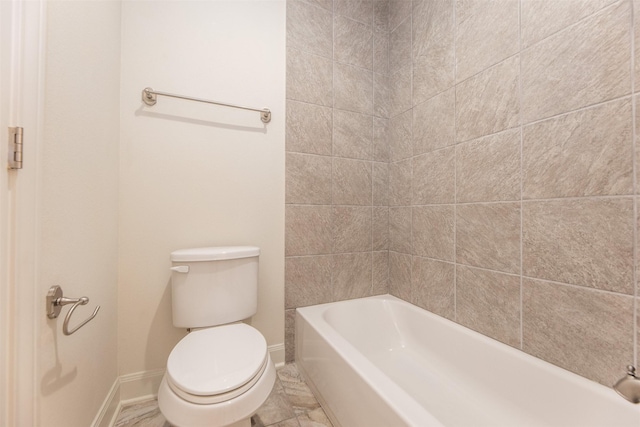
[295,295,640,427]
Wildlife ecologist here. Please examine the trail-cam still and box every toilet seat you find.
[166,323,268,405]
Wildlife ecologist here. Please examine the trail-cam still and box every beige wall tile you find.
[389,206,412,253]
[523,278,634,386]
[373,251,390,295]
[374,73,390,118]
[411,257,455,320]
[373,117,390,162]
[286,100,333,155]
[457,265,521,348]
[636,0,640,87]
[287,47,333,106]
[335,0,373,24]
[456,56,520,143]
[374,31,390,76]
[412,147,455,205]
[333,158,372,206]
[523,99,633,199]
[522,198,634,294]
[456,129,521,203]
[335,63,374,114]
[285,205,332,256]
[373,162,389,206]
[521,0,616,48]
[390,64,412,117]
[285,255,333,308]
[285,309,295,363]
[389,0,411,31]
[287,0,333,58]
[413,88,455,155]
[455,0,519,83]
[389,158,412,206]
[456,202,521,274]
[412,0,455,105]
[333,252,373,301]
[390,109,412,161]
[374,0,389,33]
[286,153,332,204]
[373,206,389,250]
[521,1,631,123]
[296,0,333,12]
[333,109,373,160]
[332,206,372,253]
[389,16,411,75]
[390,251,412,300]
[334,15,373,70]
[413,205,455,261]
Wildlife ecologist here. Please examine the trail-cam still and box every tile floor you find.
[114,363,333,427]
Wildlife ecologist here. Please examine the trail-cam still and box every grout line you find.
[453,0,458,322]
[518,0,524,351]
[630,0,638,368]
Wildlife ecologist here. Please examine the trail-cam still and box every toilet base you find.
[158,354,276,427]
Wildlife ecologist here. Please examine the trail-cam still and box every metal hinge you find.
[8,126,23,169]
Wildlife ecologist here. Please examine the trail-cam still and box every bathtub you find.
[295,295,640,427]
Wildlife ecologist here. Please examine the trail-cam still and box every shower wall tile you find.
[332,206,372,253]
[286,101,332,155]
[373,206,389,250]
[297,0,333,12]
[413,88,455,155]
[389,158,412,206]
[455,56,520,143]
[412,147,455,205]
[333,109,373,160]
[457,266,521,348]
[389,109,412,161]
[522,198,634,295]
[285,205,333,256]
[456,202,520,274]
[334,16,373,70]
[285,309,295,363]
[287,0,333,58]
[286,153,332,204]
[455,0,519,83]
[374,0,389,33]
[285,256,333,309]
[412,0,454,105]
[389,17,411,75]
[373,117,390,162]
[521,0,631,123]
[636,1,640,87]
[335,0,373,24]
[374,31,390,76]
[523,278,634,386]
[411,257,455,321]
[389,0,411,32]
[389,64,412,116]
[520,0,616,48]
[374,73,390,118]
[522,98,633,199]
[389,206,412,253]
[390,251,412,300]
[333,252,373,301]
[334,63,374,114]
[333,158,372,206]
[372,251,390,295]
[287,48,333,106]
[456,129,520,203]
[372,162,389,206]
[412,205,455,261]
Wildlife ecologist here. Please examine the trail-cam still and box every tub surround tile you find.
[412,205,455,261]
[373,207,389,250]
[389,109,412,161]
[333,252,373,300]
[287,0,333,59]
[285,256,333,309]
[455,56,520,143]
[332,206,372,253]
[389,159,412,206]
[334,63,374,114]
[287,48,333,106]
[456,266,521,348]
[413,88,455,155]
[522,99,633,199]
[412,147,455,205]
[286,153,332,205]
[373,117,390,162]
[636,1,640,87]
[456,202,521,274]
[286,101,332,156]
[374,73,390,118]
[522,198,634,295]
[455,0,519,83]
[335,0,373,24]
[285,310,296,363]
[285,205,333,256]
[521,0,631,124]
[522,278,634,386]
[334,15,373,70]
[374,31,390,76]
[389,17,411,75]
[390,251,412,301]
[333,109,373,160]
[373,162,389,206]
[389,0,411,32]
[295,0,333,13]
[411,257,455,321]
[332,158,372,206]
[389,206,412,254]
[374,0,390,34]
[373,251,390,294]
[389,64,412,117]
[456,129,520,203]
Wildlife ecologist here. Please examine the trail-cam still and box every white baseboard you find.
[268,343,285,368]
[91,378,121,427]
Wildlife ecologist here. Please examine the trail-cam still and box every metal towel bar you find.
[46,285,100,336]
[141,87,271,123]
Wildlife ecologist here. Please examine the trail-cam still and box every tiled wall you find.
[286,0,640,388]
[284,0,391,362]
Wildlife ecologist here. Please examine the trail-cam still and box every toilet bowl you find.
[158,246,275,427]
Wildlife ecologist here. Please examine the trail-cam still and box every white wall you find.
[118,1,286,377]
[37,1,121,426]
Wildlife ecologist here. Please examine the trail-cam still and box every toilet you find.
[158,246,276,427]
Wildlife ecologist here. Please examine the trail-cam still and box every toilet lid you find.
[167,323,267,397]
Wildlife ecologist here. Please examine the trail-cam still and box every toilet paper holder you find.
[46,285,100,335]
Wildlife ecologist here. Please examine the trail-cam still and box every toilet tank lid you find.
[171,246,260,262]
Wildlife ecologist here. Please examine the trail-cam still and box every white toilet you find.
[158,246,276,427]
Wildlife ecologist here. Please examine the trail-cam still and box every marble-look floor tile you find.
[277,363,322,415]
[115,399,169,427]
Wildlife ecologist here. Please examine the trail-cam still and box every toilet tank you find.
[170,246,259,328]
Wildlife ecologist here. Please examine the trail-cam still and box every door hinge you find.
[8,126,23,169]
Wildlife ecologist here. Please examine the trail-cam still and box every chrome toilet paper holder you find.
[46,285,100,335]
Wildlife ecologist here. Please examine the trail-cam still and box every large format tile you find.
[334,15,373,70]
[522,198,634,294]
[286,153,332,204]
[287,0,333,58]
[456,129,520,203]
[522,98,633,199]
[374,31,390,76]
[334,63,374,114]
[285,205,332,256]
[412,147,455,205]
[373,207,389,250]
[412,205,455,261]
[411,257,455,320]
[389,0,412,32]
[333,109,373,160]
[456,202,521,274]
[373,250,390,294]
[456,56,520,143]
[390,251,412,300]
[335,0,373,24]
[332,158,372,206]
[389,206,412,253]
[374,72,390,118]
[333,252,373,300]
[455,0,519,83]
[373,117,390,162]
[287,48,333,106]
[277,363,321,416]
[374,0,389,33]
[389,17,411,75]
[332,206,372,253]
[389,109,412,161]
[389,159,412,206]
[253,381,297,427]
[285,256,332,309]
[521,1,631,123]
[456,265,521,348]
[372,162,389,206]
[523,278,634,386]
[115,399,168,427]
[286,101,332,155]
[389,64,412,116]
[413,88,455,155]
